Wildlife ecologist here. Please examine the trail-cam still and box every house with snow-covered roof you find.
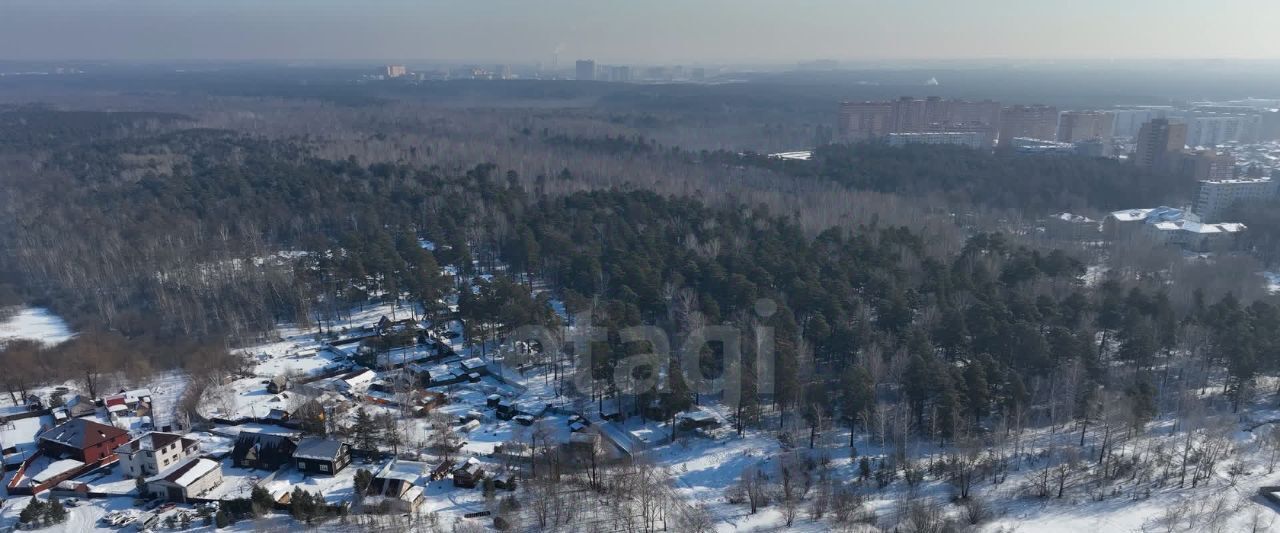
[366,459,428,512]
[1105,206,1246,252]
[4,418,131,495]
[144,457,223,502]
[293,437,350,475]
[331,368,377,393]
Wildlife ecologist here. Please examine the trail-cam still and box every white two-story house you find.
[115,432,200,479]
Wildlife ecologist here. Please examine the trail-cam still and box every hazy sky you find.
[3,0,1279,64]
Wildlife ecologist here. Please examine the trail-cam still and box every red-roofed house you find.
[6,419,131,495]
[38,418,131,464]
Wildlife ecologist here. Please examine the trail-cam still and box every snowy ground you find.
[264,466,360,505]
[184,286,1280,531]
[1264,271,1280,294]
[0,495,137,532]
[1082,264,1110,287]
[202,462,272,501]
[0,414,56,467]
[0,306,74,346]
[627,392,1280,533]
[200,375,309,421]
[19,297,1280,531]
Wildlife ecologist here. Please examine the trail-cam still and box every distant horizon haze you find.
[3,0,1279,64]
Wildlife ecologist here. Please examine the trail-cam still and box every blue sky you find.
[2,0,1277,63]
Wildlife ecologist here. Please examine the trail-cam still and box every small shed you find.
[267,376,289,394]
[430,459,455,481]
[677,409,721,431]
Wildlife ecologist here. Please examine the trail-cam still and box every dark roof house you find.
[452,457,485,488]
[230,432,297,471]
[293,437,351,475]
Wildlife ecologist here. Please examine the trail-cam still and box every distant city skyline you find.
[3,0,1280,64]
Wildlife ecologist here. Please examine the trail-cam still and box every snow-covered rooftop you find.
[29,458,85,484]
[293,437,346,461]
[375,459,428,484]
[1151,220,1247,234]
[170,458,219,487]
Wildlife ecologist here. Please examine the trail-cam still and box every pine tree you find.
[1126,381,1157,429]
[380,413,403,455]
[251,485,275,517]
[839,365,874,448]
[934,307,969,361]
[215,509,231,528]
[904,354,933,427]
[1118,319,1157,369]
[290,487,315,523]
[963,361,989,425]
[353,468,373,501]
[19,497,44,525]
[45,497,66,524]
[352,408,379,452]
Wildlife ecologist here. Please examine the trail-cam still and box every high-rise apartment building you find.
[1058,111,1115,143]
[1261,110,1280,141]
[887,132,985,149]
[385,65,407,78]
[924,121,997,148]
[1111,108,1170,138]
[1134,118,1188,171]
[838,102,895,141]
[945,99,1003,130]
[837,97,1002,145]
[1184,150,1236,181]
[999,105,1060,145]
[892,97,929,133]
[1184,114,1261,146]
[575,60,596,81]
[604,65,632,82]
[1194,177,1276,222]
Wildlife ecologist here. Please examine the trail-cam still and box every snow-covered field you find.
[0,306,74,345]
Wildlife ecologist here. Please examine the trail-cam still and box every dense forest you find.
[729,143,1197,213]
[0,108,1276,450]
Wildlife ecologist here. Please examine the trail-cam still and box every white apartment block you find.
[887,131,985,149]
[1194,178,1277,223]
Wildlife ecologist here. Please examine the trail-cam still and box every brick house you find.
[38,418,131,464]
